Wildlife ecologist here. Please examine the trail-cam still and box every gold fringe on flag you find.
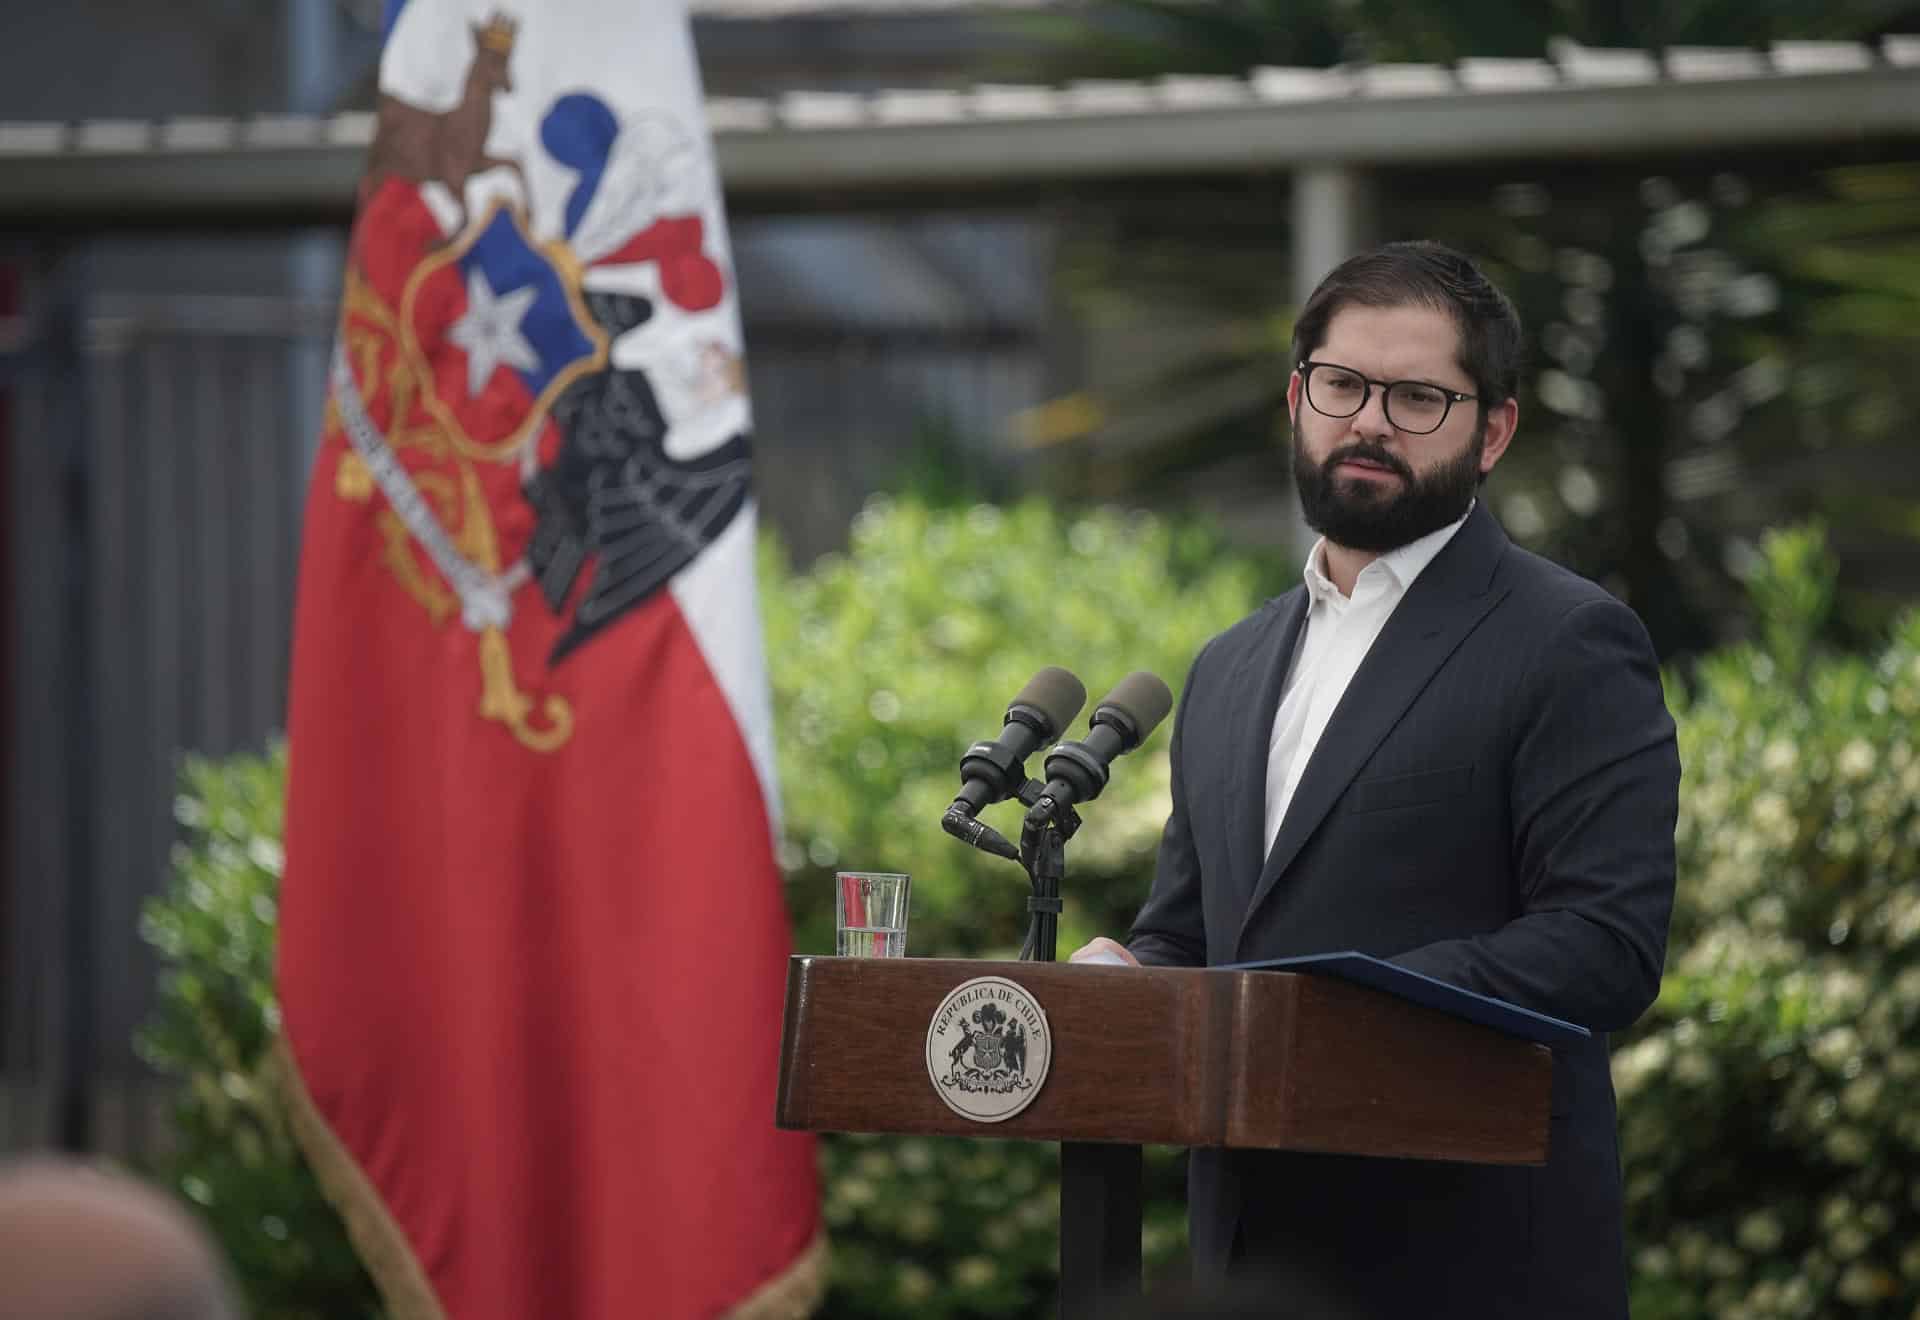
[270,1035,448,1320]
[273,1032,826,1318]
[724,1229,830,1320]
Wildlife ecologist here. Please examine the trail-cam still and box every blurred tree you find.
[1734,164,1920,637]
[1426,158,1920,657]
[1020,0,1919,74]
[1014,1,1920,657]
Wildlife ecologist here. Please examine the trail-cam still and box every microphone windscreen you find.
[1011,666,1088,736]
[1098,671,1174,739]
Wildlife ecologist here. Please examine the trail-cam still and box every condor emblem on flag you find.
[276,3,823,1318]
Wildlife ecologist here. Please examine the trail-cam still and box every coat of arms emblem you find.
[925,976,1052,1123]
[327,5,755,753]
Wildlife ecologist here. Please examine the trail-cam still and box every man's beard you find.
[1291,427,1483,553]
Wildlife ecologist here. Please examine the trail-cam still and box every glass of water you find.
[836,871,910,957]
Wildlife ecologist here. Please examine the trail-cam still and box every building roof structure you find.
[0,38,1915,221]
[690,0,1062,11]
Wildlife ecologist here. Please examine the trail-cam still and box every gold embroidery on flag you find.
[343,276,448,459]
[455,463,504,572]
[331,266,578,751]
[479,626,574,752]
[375,512,457,625]
[335,452,375,502]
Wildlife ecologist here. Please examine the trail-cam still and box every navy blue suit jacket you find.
[1128,502,1679,1318]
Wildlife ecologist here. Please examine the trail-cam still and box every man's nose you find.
[1350,385,1396,438]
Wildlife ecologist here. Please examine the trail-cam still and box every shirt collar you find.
[1302,499,1476,604]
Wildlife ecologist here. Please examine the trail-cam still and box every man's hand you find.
[1068,936,1140,967]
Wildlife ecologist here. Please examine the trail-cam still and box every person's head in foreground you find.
[0,1156,239,1320]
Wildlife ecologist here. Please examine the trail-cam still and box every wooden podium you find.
[776,956,1552,1316]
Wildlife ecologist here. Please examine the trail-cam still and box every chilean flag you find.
[274,2,823,1317]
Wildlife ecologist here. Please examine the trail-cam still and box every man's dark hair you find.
[1290,240,1524,409]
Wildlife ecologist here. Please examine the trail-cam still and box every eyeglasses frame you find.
[1295,359,1480,436]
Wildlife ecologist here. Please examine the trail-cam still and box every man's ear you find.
[1285,370,1302,426]
[1479,396,1519,475]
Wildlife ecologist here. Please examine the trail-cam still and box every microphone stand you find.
[940,778,1077,962]
[1015,782,1078,963]
[938,773,1141,1315]
[1019,783,1138,1318]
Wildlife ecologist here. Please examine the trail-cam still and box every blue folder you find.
[1217,950,1591,1047]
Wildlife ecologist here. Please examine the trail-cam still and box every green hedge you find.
[759,497,1266,979]
[1619,525,1920,1319]
[138,746,382,1319]
[138,507,1920,1317]
[762,499,1265,1314]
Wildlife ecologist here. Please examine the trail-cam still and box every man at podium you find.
[1074,241,1680,1319]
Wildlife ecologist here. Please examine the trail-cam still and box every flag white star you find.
[448,268,540,399]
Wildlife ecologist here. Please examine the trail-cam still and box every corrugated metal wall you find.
[3,281,313,1160]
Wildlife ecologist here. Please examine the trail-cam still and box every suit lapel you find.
[1233,504,1511,958]
[1221,590,1309,925]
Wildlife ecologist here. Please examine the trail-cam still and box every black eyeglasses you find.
[1297,360,1478,436]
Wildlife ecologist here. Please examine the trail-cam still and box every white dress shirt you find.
[1263,504,1474,858]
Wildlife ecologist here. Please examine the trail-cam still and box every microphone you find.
[1028,671,1174,819]
[947,666,1088,821]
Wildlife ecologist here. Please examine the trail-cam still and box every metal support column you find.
[1286,165,1377,560]
[1290,165,1378,297]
